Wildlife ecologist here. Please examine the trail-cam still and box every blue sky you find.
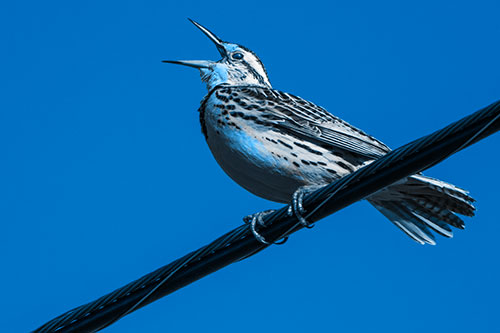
[2,1,500,332]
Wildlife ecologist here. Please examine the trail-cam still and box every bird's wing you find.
[234,86,391,159]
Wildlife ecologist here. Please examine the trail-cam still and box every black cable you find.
[34,99,500,332]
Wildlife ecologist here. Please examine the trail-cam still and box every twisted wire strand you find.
[35,99,500,332]
[36,225,253,332]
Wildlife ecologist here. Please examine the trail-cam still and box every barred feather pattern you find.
[369,174,475,244]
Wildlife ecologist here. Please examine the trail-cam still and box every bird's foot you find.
[288,185,324,228]
[244,210,287,245]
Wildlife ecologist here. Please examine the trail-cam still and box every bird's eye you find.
[232,52,244,60]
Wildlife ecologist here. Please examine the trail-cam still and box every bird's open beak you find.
[162,19,226,68]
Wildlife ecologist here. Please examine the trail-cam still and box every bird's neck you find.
[200,64,271,91]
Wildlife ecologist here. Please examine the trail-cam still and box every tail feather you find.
[373,201,436,245]
[407,174,475,214]
[400,175,475,216]
[369,174,475,245]
[405,200,454,237]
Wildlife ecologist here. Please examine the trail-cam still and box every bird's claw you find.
[243,210,288,245]
[288,185,323,228]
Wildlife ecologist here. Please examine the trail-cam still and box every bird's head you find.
[163,19,271,91]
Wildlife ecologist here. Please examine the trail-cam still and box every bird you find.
[163,19,475,245]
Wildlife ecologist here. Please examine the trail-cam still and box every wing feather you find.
[236,86,391,159]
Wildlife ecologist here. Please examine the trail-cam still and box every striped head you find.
[163,19,272,90]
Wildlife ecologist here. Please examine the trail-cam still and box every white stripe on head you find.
[200,43,271,90]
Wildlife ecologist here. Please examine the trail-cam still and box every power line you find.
[35,99,500,332]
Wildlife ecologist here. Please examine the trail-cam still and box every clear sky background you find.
[2,1,500,332]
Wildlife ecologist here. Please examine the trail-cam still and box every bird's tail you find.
[368,174,476,245]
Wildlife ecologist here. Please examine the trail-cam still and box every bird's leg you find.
[288,185,325,228]
[243,209,276,244]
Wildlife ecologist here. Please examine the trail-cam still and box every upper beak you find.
[162,19,227,68]
[188,18,226,57]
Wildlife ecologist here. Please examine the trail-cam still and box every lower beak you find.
[162,60,213,69]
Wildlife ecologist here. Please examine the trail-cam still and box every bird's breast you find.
[200,92,307,202]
